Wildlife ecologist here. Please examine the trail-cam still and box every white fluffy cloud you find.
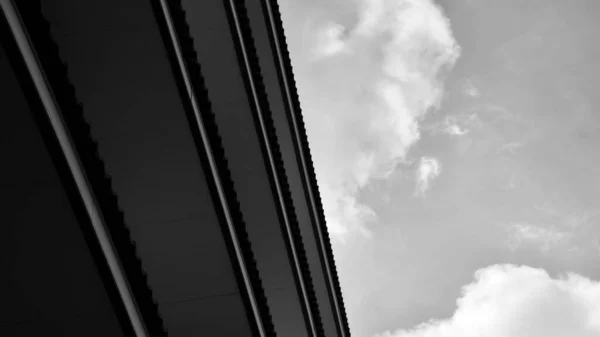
[294,0,460,240]
[416,157,441,196]
[374,264,600,337]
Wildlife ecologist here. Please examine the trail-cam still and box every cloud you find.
[445,124,469,136]
[443,116,472,136]
[503,173,517,190]
[415,157,441,196]
[497,141,524,155]
[319,183,377,240]
[291,0,460,240]
[507,204,600,257]
[425,114,480,137]
[535,203,597,230]
[594,240,600,256]
[564,211,594,230]
[534,204,563,218]
[312,22,348,58]
[374,264,600,337]
[506,222,572,253]
[462,79,480,98]
[424,104,534,158]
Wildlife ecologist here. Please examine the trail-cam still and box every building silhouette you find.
[0,1,348,336]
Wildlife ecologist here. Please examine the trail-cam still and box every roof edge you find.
[222,0,327,336]
[151,1,277,336]
[255,0,352,335]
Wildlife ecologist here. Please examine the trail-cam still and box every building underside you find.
[1,0,349,336]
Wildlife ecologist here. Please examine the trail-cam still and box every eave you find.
[150,1,277,336]
[245,0,352,336]
[1,2,160,335]
[7,0,276,335]
[222,0,326,336]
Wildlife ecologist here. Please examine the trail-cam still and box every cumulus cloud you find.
[292,0,460,240]
[416,157,441,196]
[374,264,600,337]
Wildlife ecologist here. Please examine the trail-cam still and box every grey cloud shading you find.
[281,0,600,335]
[285,0,460,239]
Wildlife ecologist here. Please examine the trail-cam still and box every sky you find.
[277,0,600,336]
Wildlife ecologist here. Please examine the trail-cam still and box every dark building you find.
[1,1,349,336]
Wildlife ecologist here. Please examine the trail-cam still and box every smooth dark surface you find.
[159,1,278,335]
[181,0,311,336]
[0,27,127,337]
[37,1,255,335]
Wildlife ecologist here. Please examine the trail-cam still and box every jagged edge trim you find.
[151,1,278,336]
[223,1,326,336]
[14,3,167,335]
[258,0,352,335]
